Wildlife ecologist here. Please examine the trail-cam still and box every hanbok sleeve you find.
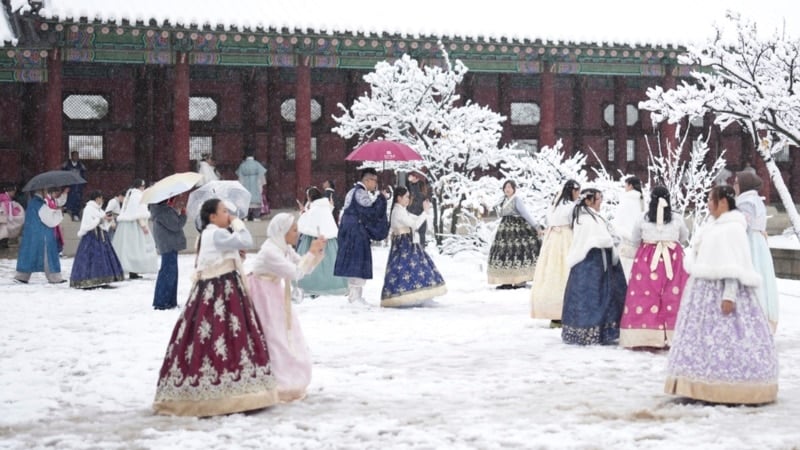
[722,278,739,303]
[354,188,377,207]
[393,207,427,231]
[212,219,254,251]
[514,196,540,229]
[38,203,63,228]
[737,200,757,232]
[251,241,320,280]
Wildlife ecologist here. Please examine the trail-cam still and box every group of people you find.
[511,174,780,405]
[198,150,271,221]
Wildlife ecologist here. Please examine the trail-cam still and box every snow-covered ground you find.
[1,247,799,449]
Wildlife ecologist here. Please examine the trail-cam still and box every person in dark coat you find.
[149,196,187,310]
[61,151,88,221]
[333,168,389,305]
[406,169,432,248]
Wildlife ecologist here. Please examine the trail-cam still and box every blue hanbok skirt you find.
[562,247,627,345]
[296,234,348,296]
[380,233,447,307]
[70,228,125,289]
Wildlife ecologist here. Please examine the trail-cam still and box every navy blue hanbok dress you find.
[70,201,124,289]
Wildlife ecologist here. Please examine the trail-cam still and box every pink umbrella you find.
[345,140,423,162]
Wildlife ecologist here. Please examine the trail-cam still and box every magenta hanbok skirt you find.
[248,273,312,402]
[620,241,688,348]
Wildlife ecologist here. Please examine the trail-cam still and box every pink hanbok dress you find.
[247,217,322,402]
[620,213,689,348]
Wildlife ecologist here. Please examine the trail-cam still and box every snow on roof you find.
[1,0,797,49]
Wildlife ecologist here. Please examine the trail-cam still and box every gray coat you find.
[149,203,187,254]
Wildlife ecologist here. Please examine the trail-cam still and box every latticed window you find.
[510,103,540,126]
[190,136,213,160]
[68,135,103,160]
[63,95,108,120]
[607,139,615,161]
[189,97,218,121]
[626,105,639,126]
[280,99,322,122]
[514,139,538,155]
[285,137,318,160]
[626,139,636,161]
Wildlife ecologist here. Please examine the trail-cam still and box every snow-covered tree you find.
[333,45,515,249]
[645,131,727,238]
[640,12,800,242]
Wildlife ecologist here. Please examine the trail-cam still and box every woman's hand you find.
[721,299,735,315]
[422,200,432,212]
[239,250,247,261]
[310,237,327,255]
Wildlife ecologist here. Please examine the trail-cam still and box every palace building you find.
[1,2,795,206]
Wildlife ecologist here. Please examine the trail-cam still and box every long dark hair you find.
[554,179,580,206]
[391,186,408,217]
[625,176,643,196]
[196,198,222,252]
[131,179,146,189]
[646,186,672,224]
[572,188,602,227]
[711,185,737,210]
[407,171,429,198]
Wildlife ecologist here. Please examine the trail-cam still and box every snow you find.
[2,247,800,449]
[769,234,800,250]
[2,0,798,48]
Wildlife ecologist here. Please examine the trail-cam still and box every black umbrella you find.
[22,170,87,192]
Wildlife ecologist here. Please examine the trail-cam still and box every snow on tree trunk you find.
[639,12,800,243]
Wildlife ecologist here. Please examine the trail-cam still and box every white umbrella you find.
[186,180,251,220]
[141,172,203,204]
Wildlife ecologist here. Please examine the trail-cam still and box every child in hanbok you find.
[153,198,278,416]
[487,180,541,289]
[612,177,646,279]
[620,187,689,349]
[380,187,447,307]
[531,179,580,326]
[247,213,325,402]
[112,179,158,279]
[562,188,627,345]
[0,183,25,249]
[666,185,778,404]
[296,187,348,296]
[734,171,779,333]
[15,189,65,284]
[70,191,125,289]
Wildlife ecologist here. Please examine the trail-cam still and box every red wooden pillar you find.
[540,63,556,148]
[613,76,627,171]
[661,65,678,151]
[173,52,190,173]
[44,50,63,171]
[295,56,312,200]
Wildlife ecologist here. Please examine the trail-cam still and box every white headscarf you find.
[267,213,296,252]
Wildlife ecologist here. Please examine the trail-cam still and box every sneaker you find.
[13,278,28,284]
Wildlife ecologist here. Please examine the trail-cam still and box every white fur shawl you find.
[297,197,338,239]
[566,210,617,268]
[78,201,110,237]
[686,210,761,286]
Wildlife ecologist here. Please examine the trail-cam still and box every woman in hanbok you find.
[247,213,325,402]
[69,191,125,289]
[153,198,279,416]
[296,187,348,297]
[0,183,25,249]
[734,171,779,333]
[612,176,646,279]
[530,179,580,326]
[112,179,158,279]
[14,188,65,284]
[380,187,447,307]
[562,188,627,345]
[666,185,778,404]
[619,186,689,349]
[487,180,541,289]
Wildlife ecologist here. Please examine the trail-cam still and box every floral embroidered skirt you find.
[69,228,125,289]
[530,226,572,319]
[562,248,627,345]
[665,278,778,404]
[487,216,540,285]
[619,242,688,348]
[381,233,447,307]
[153,269,279,416]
